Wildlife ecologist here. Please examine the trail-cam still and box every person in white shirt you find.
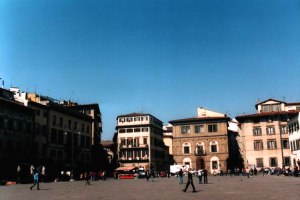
[197,169,203,184]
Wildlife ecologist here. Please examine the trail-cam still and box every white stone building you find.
[116,113,167,170]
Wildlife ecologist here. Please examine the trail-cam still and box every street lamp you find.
[65,131,80,181]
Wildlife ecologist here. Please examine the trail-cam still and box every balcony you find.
[119,156,149,163]
[194,150,206,156]
[119,144,148,149]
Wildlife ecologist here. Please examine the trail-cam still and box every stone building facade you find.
[169,108,230,174]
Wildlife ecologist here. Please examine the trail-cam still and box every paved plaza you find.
[1,175,300,200]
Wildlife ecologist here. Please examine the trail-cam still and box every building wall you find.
[0,96,35,181]
[117,113,166,170]
[237,99,300,170]
[240,118,290,169]
[288,114,300,168]
[171,118,229,174]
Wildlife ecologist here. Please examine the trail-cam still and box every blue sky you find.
[1,0,300,140]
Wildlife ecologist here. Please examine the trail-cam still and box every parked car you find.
[138,168,146,178]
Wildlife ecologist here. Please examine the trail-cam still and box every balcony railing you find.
[119,157,149,163]
[194,150,206,156]
[119,144,148,149]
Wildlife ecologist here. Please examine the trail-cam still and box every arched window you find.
[195,142,205,155]
[183,157,192,168]
[182,142,191,154]
[210,141,218,153]
[210,156,220,173]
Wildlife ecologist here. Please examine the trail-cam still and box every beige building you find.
[288,113,300,168]
[12,90,94,179]
[169,108,230,174]
[236,99,300,170]
[116,113,167,170]
[163,124,173,155]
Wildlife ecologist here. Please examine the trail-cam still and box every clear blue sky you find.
[1,0,300,140]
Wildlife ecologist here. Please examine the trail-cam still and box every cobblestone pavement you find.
[1,175,300,200]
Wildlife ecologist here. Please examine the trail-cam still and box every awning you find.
[115,166,137,171]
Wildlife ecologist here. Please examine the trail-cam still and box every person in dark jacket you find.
[178,168,184,184]
[203,168,208,184]
[183,169,196,193]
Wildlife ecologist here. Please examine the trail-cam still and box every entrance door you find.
[196,157,205,170]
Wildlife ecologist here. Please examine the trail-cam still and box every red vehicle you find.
[159,171,167,177]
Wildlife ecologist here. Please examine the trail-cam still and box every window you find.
[183,143,191,154]
[43,111,47,118]
[212,161,218,169]
[58,131,64,145]
[211,145,217,152]
[270,157,277,167]
[68,120,72,129]
[210,141,218,152]
[143,137,147,145]
[85,136,90,147]
[267,140,277,149]
[183,146,190,154]
[74,122,77,130]
[208,124,218,132]
[280,126,287,134]
[196,145,204,155]
[59,117,63,127]
[82,124,85,132]
[256,158,264,167]
[142,127,148,132]
[81,135,85,148]
[134,128,140,132]
[127,129,133,133]
[282,139,289,149]
[254,140,263,150]
[52,115,56,126]
[51,128,57,143]
[195,125,204,134]
[266,127,275,135]
[253,127,262,136]
[262,104,281,112]
[119,129,125,133]
[126,117,132,122]
[35,124,40,135]
[181,126,190,134]
[284,157,291,166]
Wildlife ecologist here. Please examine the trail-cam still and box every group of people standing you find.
[197,168,208,184]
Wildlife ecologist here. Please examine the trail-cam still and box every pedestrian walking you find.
[197,169,203,184]
[261,167,265,176]
[85,172,90,185]
[30,169,40,190]
[246,167,250,178]
[182,168,196,193]
[178,168,184,184]
[145,170,150,181]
